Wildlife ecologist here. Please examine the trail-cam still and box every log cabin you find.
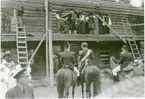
[1,0,144,76]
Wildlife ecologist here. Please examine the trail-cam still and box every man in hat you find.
[112,45,133,77]
[78,42,94,74]
[4,51,12,62]
[5,65,34,99]
[59,43,80,80]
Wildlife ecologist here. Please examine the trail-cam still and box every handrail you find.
[96,14,127,43]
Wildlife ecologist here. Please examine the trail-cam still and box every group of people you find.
[56,9,112,35]
[56,10,96,34]
[59,42,144,84]
[59,42,94,83]
[0,51,33,99]
[1,42,144,99]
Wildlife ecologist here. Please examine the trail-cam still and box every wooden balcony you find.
[1,33,144,42]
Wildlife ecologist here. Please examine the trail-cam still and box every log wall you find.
[1,0,144,39]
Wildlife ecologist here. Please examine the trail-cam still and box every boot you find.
[77,76,81,87]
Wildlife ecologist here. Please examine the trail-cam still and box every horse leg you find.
[93,76,101,97]
[57,85,64,98]
[72,85,75,98]
[81,81,84,98]
[86,82,91,98]
[64,86,69,98]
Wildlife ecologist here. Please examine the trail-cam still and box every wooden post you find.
[45,0,49,79]
[48,1,54,86]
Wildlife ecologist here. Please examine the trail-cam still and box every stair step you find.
[100,55,109,57]
[17,46,27,49]
[18,51,27,54]
[100,58,109,61]
[17,41,26,43]
[17,36,26,39]
[19,62,28,64]
[18,27,25,29]
[18,57,28,59]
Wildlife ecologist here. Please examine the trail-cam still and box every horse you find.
[108,57,144,82]
[56,67,77,98]
[79,60,101,98]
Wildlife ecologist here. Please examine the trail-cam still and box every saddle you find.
[123,65,134,72]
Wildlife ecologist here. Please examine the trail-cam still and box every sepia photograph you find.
[0,0,144,98]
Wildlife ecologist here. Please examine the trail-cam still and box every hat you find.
[11,64,27,78]
[122,45,128,51]
[5,51,11,55]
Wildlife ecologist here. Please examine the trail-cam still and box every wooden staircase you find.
[122,18,141,59]
[16,26,28,67]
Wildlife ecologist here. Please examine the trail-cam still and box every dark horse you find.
[80,61,101,98]
[56,67,77,98]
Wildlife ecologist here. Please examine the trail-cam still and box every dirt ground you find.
[33,76,114,98]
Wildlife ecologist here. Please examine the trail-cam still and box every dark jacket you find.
[60,50,76,69]
[119,51,133,70]
[5,85,34,99]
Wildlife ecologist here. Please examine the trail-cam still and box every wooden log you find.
[48,0,54,86]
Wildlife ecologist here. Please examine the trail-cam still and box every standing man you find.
[78,42,94,74]
[5,65,34,99]
[112,45,133,77]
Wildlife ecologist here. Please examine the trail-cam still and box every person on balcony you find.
[88,13,96,34]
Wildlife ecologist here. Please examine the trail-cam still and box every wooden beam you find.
[1,33,144,41]
[27,32,46,66]
[96,14,127,43]
[48,1,54,86]
[45,0,49,80]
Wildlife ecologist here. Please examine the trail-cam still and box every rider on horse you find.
[112,45,133,77]
[59,44,80,81]
[78,42,94,74]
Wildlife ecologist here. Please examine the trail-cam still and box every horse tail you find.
[56,70,65,98]
[93,67,101,97]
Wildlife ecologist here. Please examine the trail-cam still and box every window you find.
[100,48,110,68]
